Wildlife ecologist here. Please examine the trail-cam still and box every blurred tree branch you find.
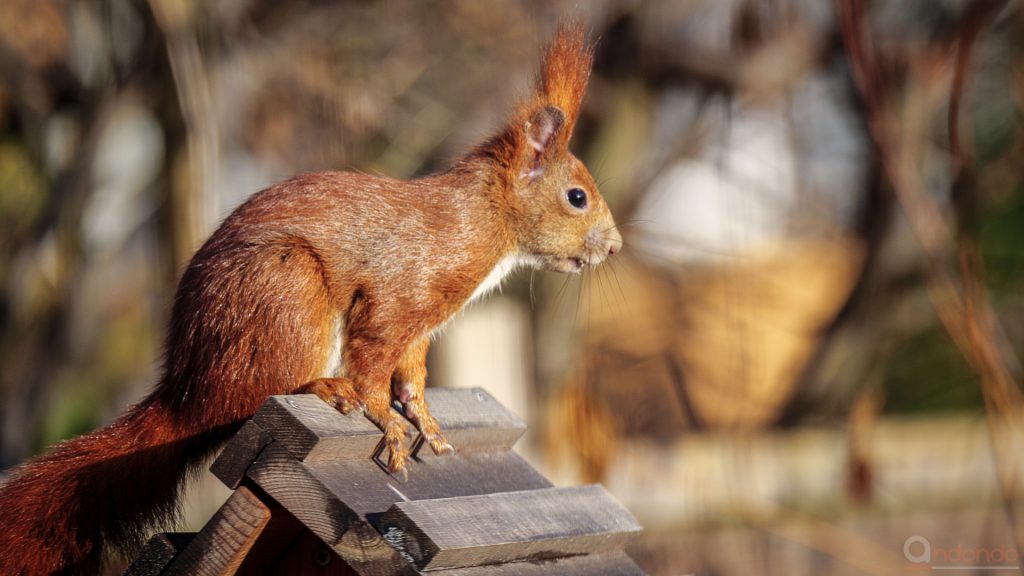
[838,0,1023,548]
[148,0,218,270]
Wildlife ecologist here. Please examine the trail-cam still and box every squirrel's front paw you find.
[296,377,364,414]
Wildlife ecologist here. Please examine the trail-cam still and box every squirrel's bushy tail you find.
[0,397,228,575]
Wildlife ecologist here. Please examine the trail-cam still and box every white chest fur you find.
[467,254,532,305]
[321,316,346,378]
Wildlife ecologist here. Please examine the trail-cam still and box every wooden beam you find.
[232,486,308,575]
[307,451,552,519]
[427,552,646,575]
[378,485,642,571]
[416,388,526,456]
[161,485,273,575]
[245,443,421,576]
[252,395,382,464]
[249,388,526,468]
[210,420,274,489]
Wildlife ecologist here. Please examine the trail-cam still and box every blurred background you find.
[1,0,1024,574]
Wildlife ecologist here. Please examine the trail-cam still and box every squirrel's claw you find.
[380,418,412,480]
[427,436,455,456]
[388,459,409,483]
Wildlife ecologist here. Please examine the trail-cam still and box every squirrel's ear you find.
[524,106,565,176]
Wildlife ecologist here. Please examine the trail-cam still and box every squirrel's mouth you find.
[549,255,587,274]
[531,252,606,274]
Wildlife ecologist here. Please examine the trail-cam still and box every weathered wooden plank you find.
[418,388,526,456]
[244,446,556,574]
[232,487,307,576]
[248,389,524,466]
[210,420,274,489]
[245,443,420,576]
[161,485,273,576]
[378,485,642,571]
[306,450,552,519]
[428,552,646,576]
[252,395,382,463]
[124,533,195,576]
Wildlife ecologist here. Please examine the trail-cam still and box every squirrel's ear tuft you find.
[536,22,595,142]
[524,106,565,176]
[468,22,595,185]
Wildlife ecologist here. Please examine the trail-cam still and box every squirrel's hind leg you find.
[392,338,455,456]
[342,306,418,479]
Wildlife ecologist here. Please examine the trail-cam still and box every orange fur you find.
[536,23,595,141]
[0,23,619,575]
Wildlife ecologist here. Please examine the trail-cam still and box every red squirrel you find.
[0,24,620,575]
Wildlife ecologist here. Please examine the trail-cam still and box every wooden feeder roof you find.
[126,388,644,575]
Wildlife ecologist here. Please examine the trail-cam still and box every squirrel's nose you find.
[606,226,623,256]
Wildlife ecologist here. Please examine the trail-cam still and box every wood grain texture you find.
[306,451,552,520]
[232,486,307,575]
[161,486,273,575]
[427,552,646,576]
[416,388,526,456]
[210,420,274,489]
[378,485,642,571]
[252,395,382,463]
[245,443,420,576]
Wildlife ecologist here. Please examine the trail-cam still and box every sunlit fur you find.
[0,23,619,575]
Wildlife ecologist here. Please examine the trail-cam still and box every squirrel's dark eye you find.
[566,187,588,209]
